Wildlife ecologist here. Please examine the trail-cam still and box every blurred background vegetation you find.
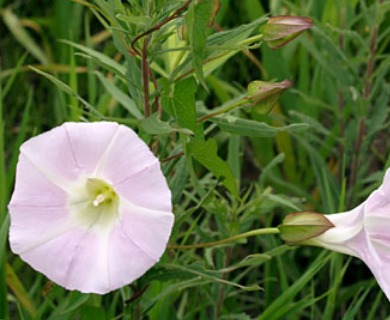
[1,0,390,319]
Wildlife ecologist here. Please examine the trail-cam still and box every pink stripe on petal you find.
[9,206,69,254]
[354,238,390,301]
[365,170,390,212]
[61,231,111,294]
[118,202,174,260]
[107,223,158,291]
[20,227,114,294]
[375,271,390,302]
[63,122,119,176]
[20,125,81,182]
[9,154,68,207]
[19,228,92,288]
[98,124,158,182]
[115,162,172,211]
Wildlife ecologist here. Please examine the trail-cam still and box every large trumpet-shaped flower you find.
[8,122,174,294]
[281,169,390,301]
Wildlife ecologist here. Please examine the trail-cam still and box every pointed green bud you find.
[261,15,313,49]
[278,212,334,245]
[247,79,291,114]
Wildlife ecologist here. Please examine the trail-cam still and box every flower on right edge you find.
[278,169,390,301]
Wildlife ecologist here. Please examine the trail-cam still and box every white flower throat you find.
[69,178,120,230]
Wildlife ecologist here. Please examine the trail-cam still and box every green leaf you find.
[169,157,189,205]
[144,278,211,313]
[0,216,9,320]
[209,115,309,137]
[60,39,126,77]
[95,71,143,119]
[258,252,331,320]
[216,245,292,273]
[115,13,152,26]
[0,82,8,319]
[172,17,266,80]
[162,78,196,131]
[29,66,100,116]
[186,0,212,88]
[6,262,37,317]
[60,292,90,314]
[164,263,261,291]
[2,8,48,64]
[188,126,238,197]
[141,113,193,135]
[124,54,144,110]
[1,52,28,99]
[80,305,107,320]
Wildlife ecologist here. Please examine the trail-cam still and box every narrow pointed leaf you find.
[186,0,212,88]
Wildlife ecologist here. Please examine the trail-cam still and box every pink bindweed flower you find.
[8,122,174,294]
[279,169,390,301]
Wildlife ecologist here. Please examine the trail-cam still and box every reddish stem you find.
[348,1,381,199]
[130,0,193,56]
[142,38,151,117]
[161,151,184,163]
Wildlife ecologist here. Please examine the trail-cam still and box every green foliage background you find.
[1,0,390,319]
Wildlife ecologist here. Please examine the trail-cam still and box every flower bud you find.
[261,15,313,49]
[247,79,291,114]
[278,212,334,245]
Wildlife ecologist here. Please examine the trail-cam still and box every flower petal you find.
[357,243,390,301]
[8,153,68,207]
[19,228,112,294]
[19,125,80,184]
[365,170,390,213]
[312,205,364,257]
[115,162,172,211]
[107,224,158,291]
[366,214,390,243]
[96,124,158,183]
[374,270,390,301]
[117,200,174,260]
[63,122,120,176]
[9,206,70,254]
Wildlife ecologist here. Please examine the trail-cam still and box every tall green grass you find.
[1,0,390,319]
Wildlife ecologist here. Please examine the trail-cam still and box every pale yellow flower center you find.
[87,178,118,208]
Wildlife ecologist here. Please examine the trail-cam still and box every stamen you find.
[93,194,106,207]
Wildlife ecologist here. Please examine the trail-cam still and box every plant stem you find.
[161,151,184,163]
[337,8,345,183]
[168,227,280,249]
[214,246,232,320]
[349,1,381,198]
[130,0,193,56]
[196,98,249,123]
[142,37,151,118]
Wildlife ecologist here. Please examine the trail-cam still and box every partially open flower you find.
[8,122,174,294]
[261,15,313,49]
[280,169,390,301]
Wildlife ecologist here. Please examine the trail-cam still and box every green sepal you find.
[278,212,334,245]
